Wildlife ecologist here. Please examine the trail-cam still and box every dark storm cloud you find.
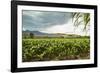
[22,10,72,31]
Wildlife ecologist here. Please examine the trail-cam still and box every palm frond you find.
[72,13,90,31]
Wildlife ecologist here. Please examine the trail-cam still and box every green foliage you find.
[22,38,90,62]
[30,33,34,38]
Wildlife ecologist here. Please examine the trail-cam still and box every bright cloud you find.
[41,20,73,33]
[41,20,90,36]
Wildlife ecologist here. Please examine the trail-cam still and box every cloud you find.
[41,20,90,36]
[41,19,74,33]
[22,10,72,31]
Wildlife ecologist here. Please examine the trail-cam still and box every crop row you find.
[22,38,90,62]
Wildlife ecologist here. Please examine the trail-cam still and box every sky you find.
[22,10,90,36]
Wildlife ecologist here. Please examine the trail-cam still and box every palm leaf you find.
[72,13,90,31]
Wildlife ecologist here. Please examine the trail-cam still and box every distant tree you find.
[60,36,64,38]
[30,33,34,38]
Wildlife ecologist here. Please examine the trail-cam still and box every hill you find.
[22,30,81,38]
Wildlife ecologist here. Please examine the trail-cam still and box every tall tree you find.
[30,33,34,38]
